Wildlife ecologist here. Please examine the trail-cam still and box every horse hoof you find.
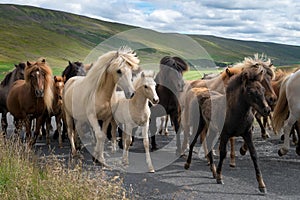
[151,145,158,151]
[278,148,288,156]
[229,163,236,168]
[184,163,190,170]
[280,134,284,141]
[149,169,155,173]
[240,147,246,156]
[216,179,224,184]
[259,187,267,194]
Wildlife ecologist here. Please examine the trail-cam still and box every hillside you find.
[0,4,300,74]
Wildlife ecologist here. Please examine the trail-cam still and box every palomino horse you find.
[111,72,159,172]
[42,76,65,147]
[63,47,139,165]
[6,59,53,144]
[273,69,300,156]
[0,63,25,136]
[149,56,189,154]
[184,66,271,193]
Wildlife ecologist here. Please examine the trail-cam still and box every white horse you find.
[273,69,300,156]
[111,72,159,172]
[63,47,140,165]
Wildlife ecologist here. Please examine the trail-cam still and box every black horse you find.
[0,63,25,136]
[149,56,189,154]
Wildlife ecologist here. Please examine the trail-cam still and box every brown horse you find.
[184,66,271,193]
[42,76,65,147]
[6,59,53,145]
[0,63,25,136]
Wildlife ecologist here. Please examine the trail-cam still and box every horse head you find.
[155,56,188,93]
[14,62,25,81]
[62,61,86,83]
[109,47,140,99]
[137,72,159,104]
[241,67,271,117]
[54,76,65,102]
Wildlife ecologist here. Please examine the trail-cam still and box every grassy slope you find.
[0,4,300,79]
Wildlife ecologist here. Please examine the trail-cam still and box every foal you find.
[184,67,271,193]
[111,72,159,172]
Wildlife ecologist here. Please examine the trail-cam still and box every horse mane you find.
[0,71,13,87]
[25,60,53,112]
[226,66,265,94]
[159,56,189,73]
[86,46,140,92]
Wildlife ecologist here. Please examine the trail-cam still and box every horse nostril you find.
[264,107,271,116]
[153,98,159,104]
[130,92,135,98]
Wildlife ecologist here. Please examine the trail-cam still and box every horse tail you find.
[273,76,289,133]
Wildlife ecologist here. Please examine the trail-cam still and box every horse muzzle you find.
[125,91,135,99]
[35,90,44,97]
[151,98,159,105]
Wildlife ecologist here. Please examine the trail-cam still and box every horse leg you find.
[229,137,236,168]
[65,113,77,156]
[122,125,132,166]
[45,116,52,145]
[142,123,154,172]
[216,133,229,185]
[55,114,63,148]
[240,142,248,156]
[278,114,297,156]
[1,111,8,137]
[25,117,32,143]
[149,116,158,151]
[207,150,216,178]
[170,112,181,156]
[243,130,266,193]
[110,120,118,153]
[255,113,268,139]
[295,121,300,155]
[30,116,44,147]
[184,116,205,170]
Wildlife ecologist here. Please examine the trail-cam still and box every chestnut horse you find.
[184,66,271,193]
[6,59,53,144]
[0,63,25,136]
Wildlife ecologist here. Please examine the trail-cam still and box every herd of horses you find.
[0,46,299,193]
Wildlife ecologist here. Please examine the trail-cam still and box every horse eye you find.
[117,69,122,74]
[144,85,148,89]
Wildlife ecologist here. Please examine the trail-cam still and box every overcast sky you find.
[1,0,300,46]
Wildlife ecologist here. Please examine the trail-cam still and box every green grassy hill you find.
[0,4,300,78]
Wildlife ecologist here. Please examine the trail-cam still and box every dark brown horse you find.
[184,66,271,193]
[0,63,25,136]
[149,56,189,154]
[6,59,53,145]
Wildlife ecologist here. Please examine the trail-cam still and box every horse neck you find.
[130,87,148,110]
[205,76,226,94]
[96,72,117,101]
[226,84,251,119]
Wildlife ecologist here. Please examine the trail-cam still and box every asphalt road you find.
[3,114,300,200]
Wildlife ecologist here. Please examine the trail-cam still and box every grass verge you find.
[0,136,126,199]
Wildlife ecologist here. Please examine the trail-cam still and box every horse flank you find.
[272,76,290,133]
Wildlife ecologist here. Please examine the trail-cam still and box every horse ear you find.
[68,61,72,65]
[14,64,18,68]
[63,75,66,82]
[41,59,46,63]
[54,76,57,82]
[225,68,233,77]
[27,61,32,67]
[141,72,145,78]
